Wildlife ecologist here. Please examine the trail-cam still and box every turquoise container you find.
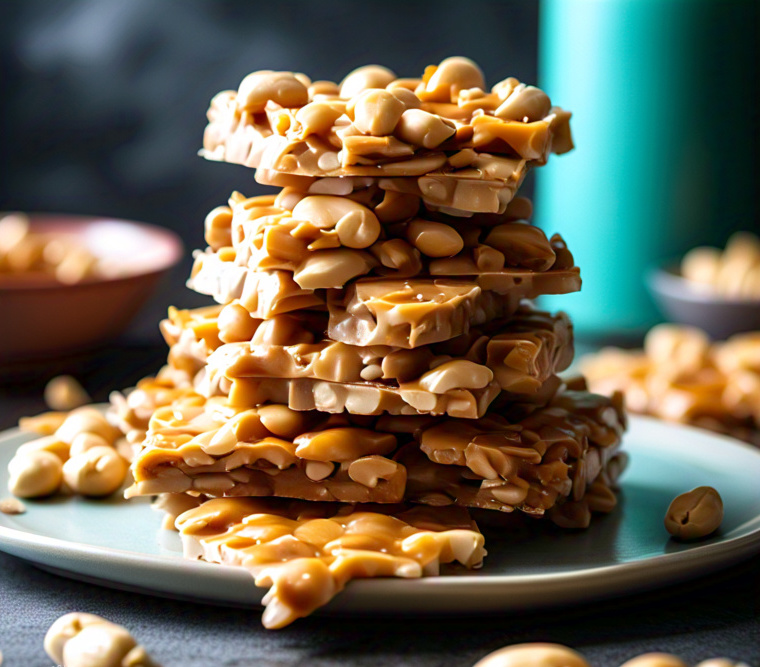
[536,0,759,336]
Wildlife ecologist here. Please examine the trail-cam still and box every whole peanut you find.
[664,486,723,540]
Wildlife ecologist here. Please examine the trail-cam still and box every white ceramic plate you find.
[1,415,759,614]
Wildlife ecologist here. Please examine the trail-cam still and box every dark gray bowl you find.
[647,265,760,340]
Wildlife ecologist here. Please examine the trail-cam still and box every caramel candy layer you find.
[176,497,485,628]
[254,163,527,215]
[221,376,501,419]
[401,443,624,529]
[127,382,624,517]
[328,273,579,348]
[164,303,572,399]
[126,402,410,503]
[201,59,572,214]
[204,191,567,288]
[202,308,573,417]
[399,387,626,522]
[188,257,324,319]
[188,254,579,348]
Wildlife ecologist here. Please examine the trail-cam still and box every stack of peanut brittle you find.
[113,57,627,627]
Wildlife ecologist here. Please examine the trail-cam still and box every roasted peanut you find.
[304,460,334,481]
[63,623,159,667]
[417,360,493,393]
[448,148,477,168]
[293,249,374,289]
[681,231,760,298]
[389,87,421,110]
[55,407,119,445]
[335,213,381,249]
[618,654,688,667]
[394,109,456,149]
[664,486,723,540]
[237,71,308,112]
[382,348,434,383]
[69,432,113,458]
[293,196,380,246]
[258,404,309,439]
[295,101,345,137]
[374,191,420,223]
[421,57,485,102]
[696,659,751,667]
[204,205,233,250]
[294,428,397,462]
[347,456,399,487]
[44,612,121,665]
[351,89,405,136]
[406,219,464,257]
[44,375,91,411]
[218,302,259,343]
[62,446,128,497]
[372,239,423,276]
[308,80,340,98]
[495,84,552,122]
[484,222,556,271]
[472,643,590,667]
[18,410,67,436]
[8,450,63,498]
[339,65,396,99]
[249,315,312,346]
[491,76,520,100]
[15,435,70,462]
[274,187,307,211]
[474,245,506,271]
[681,246,721,287]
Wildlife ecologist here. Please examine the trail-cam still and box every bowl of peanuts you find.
[0,212,182,360]
[648,232,760,340]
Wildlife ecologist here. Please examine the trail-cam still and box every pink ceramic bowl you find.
[0,214,183,361]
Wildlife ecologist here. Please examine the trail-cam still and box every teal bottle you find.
[536,0,759,336]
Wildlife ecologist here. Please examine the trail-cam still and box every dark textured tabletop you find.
[0,342,758,667]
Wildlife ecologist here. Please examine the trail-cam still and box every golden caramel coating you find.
[581,324,760,445]
[327,272,579,348]
[176,497,485,628]
[201,58,572,215]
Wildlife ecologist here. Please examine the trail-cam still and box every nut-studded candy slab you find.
[399,388,626,520]
[184,306,573,418]
[126,399,413,502]
[205,190,564,280]
[201,58,572,214]
[195,190,577,292]
[175,497,485,628]
[126,385,623,514]
[188,260,580,346]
